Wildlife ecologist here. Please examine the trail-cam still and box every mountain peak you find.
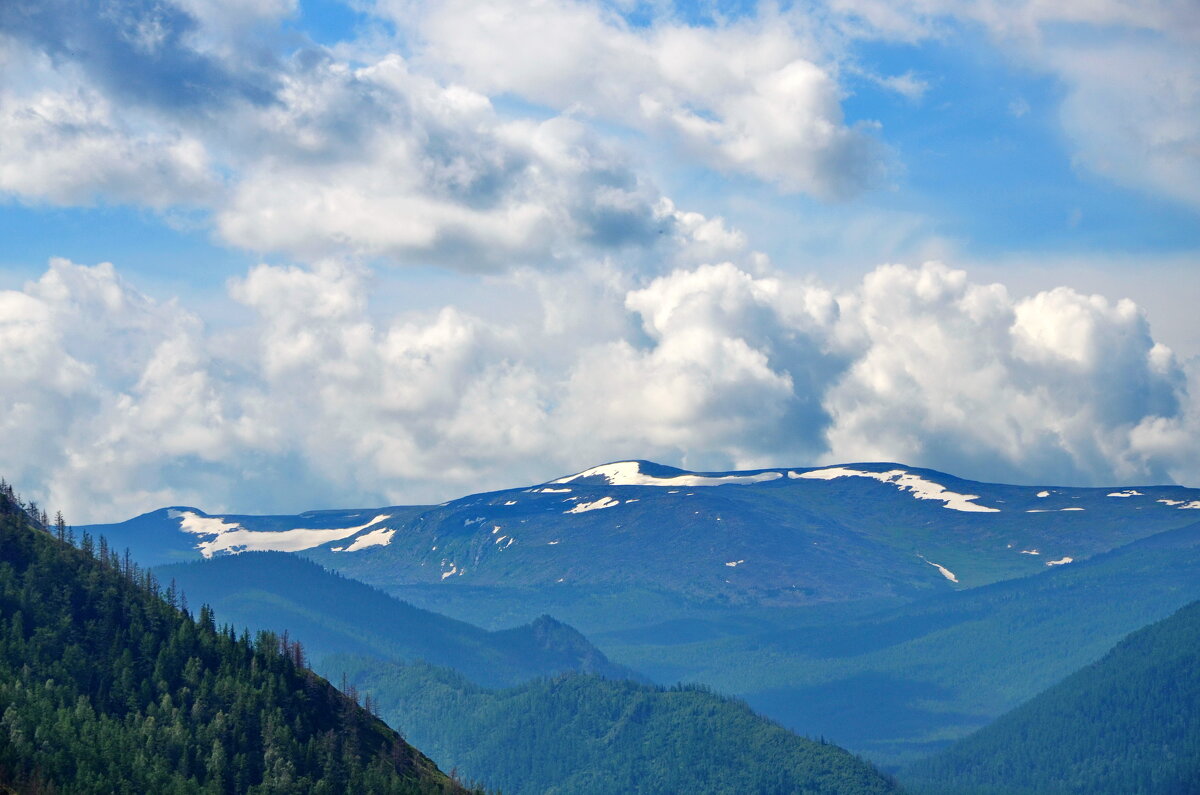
[550,460,784,487]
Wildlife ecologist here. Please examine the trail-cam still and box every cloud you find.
[0,259,231,520]
[392,0,887,198]
[821,262,1189,485]
[0,0,275,110]
[3,257,1195,523]
[0,51,217,206]
[0,13,671,269]
[215,54,666,268]
[1051,41,1200,209]
[827,0,1200,209]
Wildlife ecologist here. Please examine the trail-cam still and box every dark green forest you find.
[0,484,471,794]
[325,653,904,795]
[902,599,1200,794]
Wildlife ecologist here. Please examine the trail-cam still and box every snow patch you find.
[1107,490,1143,497]
[441,563,458,580]
[1180,501,1200,510]
[1061,507,1085,511]
[539,487,572,493]
[170,510,392,558]
[725,560,745,567]
[917,555,958,583]
[1020,549,1040,555]
[547,540,560,545]
[504,500,518,506]
[1046,556,1073,566]
[565,496,620,514]
[553,461,782,487]
[792,467,1000,513]
[342,526,395,552]
[1036,490,1050,498]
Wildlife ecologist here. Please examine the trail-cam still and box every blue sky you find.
[1,0,1198,521]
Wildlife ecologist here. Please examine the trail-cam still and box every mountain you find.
[666,519,1200,766]
[80,460,1200,769]
[323,654,905,795]
[901,599,1200,794]
[0,485,472,794]
[84,460,1200,613]
[156,551,637,688]
[153,539,908,792]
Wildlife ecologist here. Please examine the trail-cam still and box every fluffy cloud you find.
[3,258,1196,523]
[0,44,217,206]
[822,263,1188,484]
[0,260,231,519]
[0,6,667,269]
[216,54,665,268]
[385,0,887,197]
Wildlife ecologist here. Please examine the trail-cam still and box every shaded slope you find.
[325,654,905,795]
[902,600,1200,794]
[0,490,470,794]
[157,551,636,688]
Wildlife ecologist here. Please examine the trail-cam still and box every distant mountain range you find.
[83,459,1200,606]
[157,551,637,688]
[80,460,1200,773]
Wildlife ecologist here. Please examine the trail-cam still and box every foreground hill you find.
[902,599,1200,794]
[0,488,471,794]
[325,654,904,795]
[157,551,637,688]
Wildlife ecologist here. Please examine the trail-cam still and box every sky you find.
[1,0,1199,522]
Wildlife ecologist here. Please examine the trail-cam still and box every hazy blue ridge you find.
[156,551,639,688]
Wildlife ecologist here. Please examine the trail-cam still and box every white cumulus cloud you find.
[4,257,1195,523]
[393,0,887,197]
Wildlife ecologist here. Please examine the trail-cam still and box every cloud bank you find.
[3,258,1195,522]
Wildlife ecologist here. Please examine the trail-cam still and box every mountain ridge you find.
[83,459,1200,611]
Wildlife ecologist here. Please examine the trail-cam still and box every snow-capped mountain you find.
[83,460,1200,605]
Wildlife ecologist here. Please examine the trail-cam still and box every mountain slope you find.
[901,599,1200,794]
[83,461,1200,613]
[602,520,1200,767]
[156,551,636,688]
[325,654,905,795]
[0,487,471,794]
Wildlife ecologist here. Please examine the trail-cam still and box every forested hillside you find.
[326,654,904,795]
[902,599,1200,794]
[0,485,473,794]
